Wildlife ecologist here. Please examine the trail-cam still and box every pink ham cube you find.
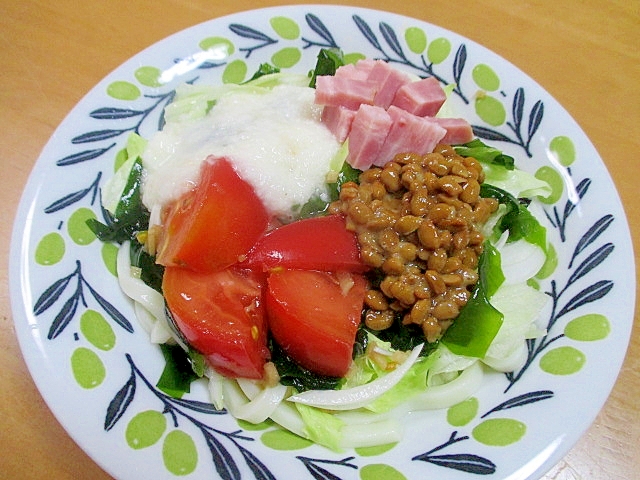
[374,106,447,166]
[366,60,412,109]
[334,63,370,81]
[431,117,475,145]
[314,75,378,110]
[391,77,447,117]
[347,104,393,170]
[321,105,357,143]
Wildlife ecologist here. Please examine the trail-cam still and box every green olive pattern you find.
[35,232,65,266]
[32,8,620,480]
[126,410,167,450]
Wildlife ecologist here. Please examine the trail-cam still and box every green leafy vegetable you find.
[245,63,280,82]
[480,184,547,252]
[294,403,345,452]
[455,139,515,170]
[156,344,204,398]
[296,194,329,219]
[366,355,436,413]
[358,314,438,356]
[328,161,361,201]
[86,157,150,243]
[456,139,551,198]
[308,48,345,88]
[129,241,164,292]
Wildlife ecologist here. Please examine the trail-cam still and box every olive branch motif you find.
[505,176,614,391]
[32,260,133,339]
[413,390,553,475]
[296,456,358,480]
[301,13,340,50]
[55,90,176,168]
[43,89,178,215]
[106,354,281,480]
[472,87,544,158]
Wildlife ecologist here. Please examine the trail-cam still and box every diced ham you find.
[315,75,378,110]
[352,59,377,75]
[321,105,357,143]
[334,63,370,81]
[431,117,475,145]
[347,105,393,170]
[316,61,472,169]
[366,60,412,109]
[374,106,447,166]
[391,77,447,117]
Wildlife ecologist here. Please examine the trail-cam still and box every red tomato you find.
[266,269,367,377]
[241,215,368,273]
[163,266,269,379]
[156,156,269,272]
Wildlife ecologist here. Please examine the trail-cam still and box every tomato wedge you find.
[266,269,367,377]
[156,156,269,272]
[163,266,269,379]
[241,215,368,273]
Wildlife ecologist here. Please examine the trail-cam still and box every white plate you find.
[10,5,635,480]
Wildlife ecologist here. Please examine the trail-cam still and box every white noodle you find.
[117,242,165,321]
[405,361,485,411]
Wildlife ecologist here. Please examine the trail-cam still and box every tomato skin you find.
[241,215,368,273]
[163,266,269,379]
[156,156,269,272]
[266,269,367,377]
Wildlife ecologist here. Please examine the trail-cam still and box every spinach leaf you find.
[297,194,330,219]
[130,241,165,293]
[308,48,345,88]
[156,343,204,398]
[86,157,150,243]
[480,183,547,251]
[245,62,280,82]
[328,161,361,201]
[361,319,439,357]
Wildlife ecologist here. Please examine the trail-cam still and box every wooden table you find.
[1,1,638,478]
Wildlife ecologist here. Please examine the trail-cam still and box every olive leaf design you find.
[56,90,176,168]
[301,13,339,49]
[106,354,277,480]
[472,87,544,158]
[545,177,592,242]
[44,172,102,214]
[33,260,133,339]
[481,390,554,418]
[413,431,496,475]
[413,388,555,475]
[229,23,278,58]
[296,456,358,480]
[569,214,614,268]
